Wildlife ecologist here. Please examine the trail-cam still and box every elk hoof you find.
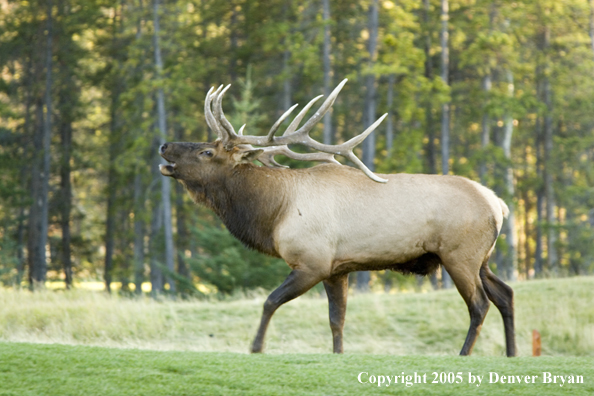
[251,342,264,353]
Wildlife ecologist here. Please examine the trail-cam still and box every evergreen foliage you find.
[0,0,593,294]
[187,213,289,295]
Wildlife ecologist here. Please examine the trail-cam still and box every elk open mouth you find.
[159,161,176,176]
[159,143,177,177]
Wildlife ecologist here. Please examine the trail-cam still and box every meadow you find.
[0,343,592,396]
[0,277,593,395]
[0,277,592,356]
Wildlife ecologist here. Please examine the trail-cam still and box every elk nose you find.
[159,143,168,154]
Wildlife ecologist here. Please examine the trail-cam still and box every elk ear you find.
[232,148,264,164]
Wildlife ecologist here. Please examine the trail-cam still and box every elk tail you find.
[498,198,510,219]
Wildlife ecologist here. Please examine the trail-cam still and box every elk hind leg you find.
[480,262,516,357]
[251,269,322,353]
[323,273,349,354]
[445,263,490,356]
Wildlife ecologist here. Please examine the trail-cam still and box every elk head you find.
[160,79,388,183]
[159,141,262,181]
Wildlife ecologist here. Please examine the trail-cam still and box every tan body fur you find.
[271,164,507,277]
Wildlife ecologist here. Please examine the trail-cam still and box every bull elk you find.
[159,79,516,357]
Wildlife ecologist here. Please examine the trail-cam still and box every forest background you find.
[1,0,593,297]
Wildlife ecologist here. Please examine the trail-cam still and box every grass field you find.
[0,276,592,356]
[0,342,592,395]
[0,277,592,395]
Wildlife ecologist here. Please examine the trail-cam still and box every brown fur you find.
[330,253,441,277]
[183,165,290,256]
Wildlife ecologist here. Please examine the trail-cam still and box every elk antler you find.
[204,79,388,183]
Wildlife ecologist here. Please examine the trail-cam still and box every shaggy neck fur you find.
[182,164,290,257]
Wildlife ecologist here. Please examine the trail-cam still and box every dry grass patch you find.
[0,276,592,356]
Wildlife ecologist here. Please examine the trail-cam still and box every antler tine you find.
[257,152,287,168]
[205,85,224,139]
[213,84,237,144]
[319,113,389,155]
[258,146,339,168]
[205,86,215,100]
[282,95,323,137]
[341,114,389,183]
[303,113,389,183]
[345,152,388,183]
[266,103,299,142]
[291,78,347,138]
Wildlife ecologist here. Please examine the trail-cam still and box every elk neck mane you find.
[182,164,291,257]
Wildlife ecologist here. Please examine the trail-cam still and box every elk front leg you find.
[251,269,322,353]
[323,273,349,354]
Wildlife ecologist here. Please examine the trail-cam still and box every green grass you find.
[0,277,592,395]
[0,277,592,356]
[0,342,592,395]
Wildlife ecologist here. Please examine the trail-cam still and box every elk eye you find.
[200,150,213,157]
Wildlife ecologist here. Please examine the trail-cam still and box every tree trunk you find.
[501,69,517,281]
[149,202,164,297]
[133,171,145,295]
[153,0,176,294]
[440,0,450,176]
[149,140,165,298]
[384,276,392,293]
[535,196,545,276]
[229,2,238,83]
[174,121,191,286]
[18,57,34,288]
[479,2,497,184]
[542,25,557,274]
[175,182,190,274]
[16,208,26,287]
[357,0,379,292]
[280,3,292,114]
[119,207,131,292]
[534,115,544,277]
[57,3,75,288]
[104,5,123,294]
[282,49,292,112]
[522,146,532,279]
[386,74,395,153]
[361,0,378,171]
[567,211,580,275]
[423,0,437,176]
[423,0,437,289]
[588,0,594,59]
[58,99,73,288]
[479,73,491,184]
[34,0,54,289]
[104,152,117,294]
[132,0,146,296]
[440,0,452,288]
[27,99,44,288]
[322,0,332,144]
